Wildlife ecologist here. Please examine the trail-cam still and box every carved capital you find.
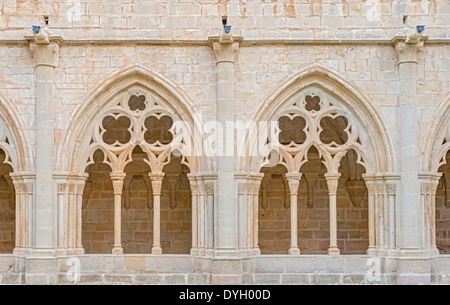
[188,178,199,195]
[57,182,67,195]
[324,173,341,195]
[285,172,302,195]
[394,39,425,65]
[247,181,254,195]
[365,181,376,195]
[205,182,214,195]
[213,42,239,64]
[110,172,126,195]
[385,183,396,195]
[237,182,246,195]
[68,182,76,195]
[149,172,165,195]
[430,179,440,195]
[252,178,262,195]
[375,182,385,195]
[29,42,60,68]
[75,179,86,195]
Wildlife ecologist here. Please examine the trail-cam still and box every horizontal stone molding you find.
[1,37,448,46]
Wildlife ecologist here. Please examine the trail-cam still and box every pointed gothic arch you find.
[0,93,32,172]
[242,64,395,256]
[54,65,208,255]
[0,93,32,254]
[56,64,207,174]
[422,95,450,173]
[240,64,395,175]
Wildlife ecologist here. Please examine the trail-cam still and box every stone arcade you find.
[0,0,448,285]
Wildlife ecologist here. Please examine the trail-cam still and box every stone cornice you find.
[2,37,448,46]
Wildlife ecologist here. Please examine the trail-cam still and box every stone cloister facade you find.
[0,0,449,285]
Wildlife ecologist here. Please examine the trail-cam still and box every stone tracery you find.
[74,82,200,255]
[261,89,367,176]
[251,76,387,256]
[80,87,193,174]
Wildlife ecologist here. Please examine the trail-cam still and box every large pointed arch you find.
[422,95,450,173]
[0,92,32,172]
[56,64,207,174]
[240,64,395,175]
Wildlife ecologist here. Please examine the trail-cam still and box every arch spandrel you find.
[0,92,32,172]
[242,64,394,175]
[422,95,450,173]
[56,65,207,174]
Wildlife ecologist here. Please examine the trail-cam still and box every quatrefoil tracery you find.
[261,89,367,173]
[437,125,450,169]
[0,119,16,170]
[83,88,191,173]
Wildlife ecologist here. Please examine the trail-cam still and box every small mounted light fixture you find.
[224,25,231,33]
[416,25,425,33]
[32,25,40,33]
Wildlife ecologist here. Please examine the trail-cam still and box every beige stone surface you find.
[0,0,448,285]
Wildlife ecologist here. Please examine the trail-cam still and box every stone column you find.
[197,178,206,255]
[376,178,386,253]
[29,32,60,255]
[246,178,255,253]
[205,180,215,256]
[149,172,164,255]
[55,182,67,256]
[286,172,302,256]
[394,33,432,285]
[325,172,341,256]
[252,174,263,255]
[419,173,442,256]
[394,35,427,252]
[67,182,76,253]
[430,175,441,256]
[364,175,377,254]
[11,175,25,255]
[212,30,240,257]
[385,183,397,251]
[188,175,198,255]
[23,175,34,253]
[235,174,248,257]
[75,175,87,255]
[110,172,125,255]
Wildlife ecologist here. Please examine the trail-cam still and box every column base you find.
[152,246,162,255]
[29,247,56,257]
[367,247,377,256]
[55,248,67,256]
[13,247,28,257]
[328,247,340,256]
[197,248,206,257]
[205,249,215,258]
[253,248,261,256]
[112,246,123,255]
[214,249,240,258]
[75,247,85,255]
[289,247,301,256]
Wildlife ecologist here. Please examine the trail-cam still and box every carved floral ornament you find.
[79,86,195,173]
[260,88,368,175]
[0,118,17,171]
[437,123,450,170]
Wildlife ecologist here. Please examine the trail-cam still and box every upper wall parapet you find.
[0,0,448,41]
